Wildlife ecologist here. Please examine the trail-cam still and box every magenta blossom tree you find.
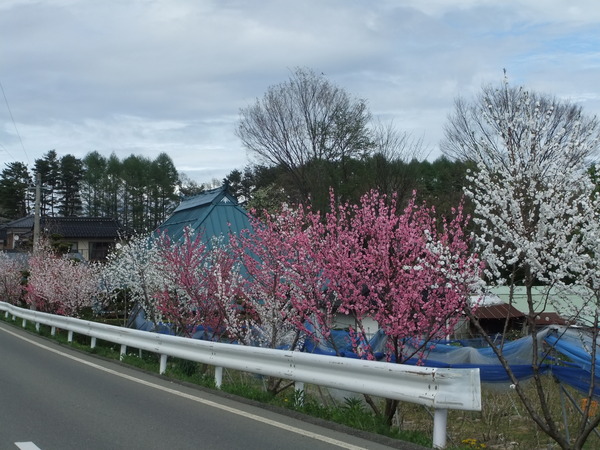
[154,229,208,337]
[316,190,482,424]
[323,190,482,363]
[154,228,242,339]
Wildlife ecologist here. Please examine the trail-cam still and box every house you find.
[0,215,34,251]
[0,215,123,261]
[40,217,124,261]
[155,184,252,243]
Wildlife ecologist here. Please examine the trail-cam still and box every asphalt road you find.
[0,321,425,450]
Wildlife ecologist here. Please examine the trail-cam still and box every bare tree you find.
[445,76,600,449]
[368,119,427,201]
[236,67,372,205]
[442,74,599,170]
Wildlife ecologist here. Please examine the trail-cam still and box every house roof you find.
[490,286,593,326]
[40,217,123,239]
[156,185,252,243]
[1,215,35,230]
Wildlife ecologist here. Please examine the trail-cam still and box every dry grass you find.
[399,377,600,450]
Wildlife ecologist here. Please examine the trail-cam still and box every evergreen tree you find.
[122,154,152,231]
[33,150,60,216]
[0,162,32,220]
[58,154,84,216]
[105,153,123,221]
[81,151,108,217]
[149,153,179,229]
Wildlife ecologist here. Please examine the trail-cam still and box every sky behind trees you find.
[1,0,600,183]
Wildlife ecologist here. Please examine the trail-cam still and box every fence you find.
[0,301,481,448]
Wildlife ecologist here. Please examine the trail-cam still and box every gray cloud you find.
[1,0,599,181]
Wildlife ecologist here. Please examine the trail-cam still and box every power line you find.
[0,142,17,161]
[0,80,29,165]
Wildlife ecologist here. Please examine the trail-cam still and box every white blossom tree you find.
[0,253,25,305]
[101,233,164,324]
[444,75,600,450]
[25,243,100,317]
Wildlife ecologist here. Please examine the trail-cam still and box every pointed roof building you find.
[156,184,251,243]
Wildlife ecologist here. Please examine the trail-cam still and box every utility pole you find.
[33,172,41,251]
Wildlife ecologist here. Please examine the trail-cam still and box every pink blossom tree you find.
[323,191,481,360]
[230,192,480,404]
[227,204,335,394]
[229,205,329,349]
[25,243,100,317]
[0,253,25,305]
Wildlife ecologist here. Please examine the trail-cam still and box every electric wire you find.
[0,142,17,162]
[0,80,29,165]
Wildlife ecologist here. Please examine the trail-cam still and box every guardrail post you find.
[159,354,167,375]
[22,319,27,328]
[433,408,448,449]
[51,326,56,336]
[4,311,8,318]
[35,322,40,332]
[68,330,73,342]
[91,337,96,349]
[120,344,127,360]
[215,366,223,388]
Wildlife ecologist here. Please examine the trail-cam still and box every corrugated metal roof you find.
[157,185,251,243]
[474,303,525,320]
[173,186,227,213]
[490,286,591,326]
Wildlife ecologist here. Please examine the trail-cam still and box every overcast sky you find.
[1,0,600,183]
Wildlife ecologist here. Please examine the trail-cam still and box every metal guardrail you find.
[0,301,481,448]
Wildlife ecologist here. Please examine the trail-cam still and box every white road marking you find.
[1,325,368,450]
[15,442,42,450]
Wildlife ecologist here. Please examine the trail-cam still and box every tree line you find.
[0,150,182,232]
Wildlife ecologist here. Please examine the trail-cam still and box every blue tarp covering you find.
[129,305,600,396]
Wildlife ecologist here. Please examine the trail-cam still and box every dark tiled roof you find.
[1,215,34,229]
[41,217,122,239]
